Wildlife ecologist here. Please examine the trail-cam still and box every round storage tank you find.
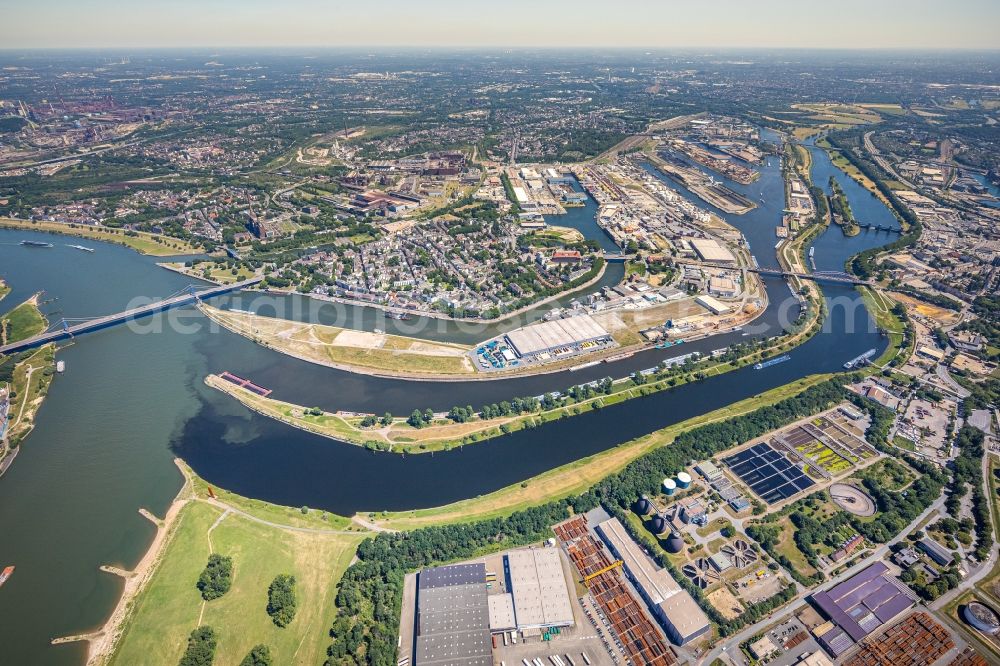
[662,478,677,495]
[651,515,667,535]
[635,496,653,516]
[963,602,1000,634]
[665,531,685,554]
[676,472,692,489]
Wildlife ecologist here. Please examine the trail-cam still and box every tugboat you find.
[20,240,53,248]
[0,566,13,588]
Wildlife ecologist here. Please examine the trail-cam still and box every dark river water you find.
[0,130,900,665]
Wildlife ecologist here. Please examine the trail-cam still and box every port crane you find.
[583,560,623,582]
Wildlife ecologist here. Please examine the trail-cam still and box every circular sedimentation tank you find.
[963,602,1000,634]
[829,483,877,517]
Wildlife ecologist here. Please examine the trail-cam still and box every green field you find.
[1,297,47,345]
[0,218,201,256]
[109,501,365,666]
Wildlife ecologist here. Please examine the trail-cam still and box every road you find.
[931,450,999,611]
[863,130,913,189]
[700,493,947,665]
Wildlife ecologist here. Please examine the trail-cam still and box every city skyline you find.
[6,0,1000,50]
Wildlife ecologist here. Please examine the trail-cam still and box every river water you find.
[0,131,899,664]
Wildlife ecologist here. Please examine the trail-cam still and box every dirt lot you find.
[707,586,744,620]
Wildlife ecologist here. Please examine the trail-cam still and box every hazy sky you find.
[7,0,1000,50]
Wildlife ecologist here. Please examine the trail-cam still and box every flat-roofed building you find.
[595,517,711,646]
[505,548,575,629]
[809,562,915,658]
[696,295,731,315]
[918,537,953,566]
[487,593,517,632]
[415,563,492,666]
[504,314,610,358]
[690,238,736,264]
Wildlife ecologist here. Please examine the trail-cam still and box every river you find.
[0,129,899,664]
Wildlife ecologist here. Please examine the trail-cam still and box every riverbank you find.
[357,373,834,530]
[0,293,47,346]
[54,459,194,665]
[89,459,368,666]
[0,278,9,303]
[205,277,821,456]
[0,218,201,257]
[814,138,893,209]
[200,304,478,378]
[1,344,56,453]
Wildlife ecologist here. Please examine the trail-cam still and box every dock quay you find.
[0,278,262,355]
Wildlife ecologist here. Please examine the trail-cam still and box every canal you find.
[0,130,899,664]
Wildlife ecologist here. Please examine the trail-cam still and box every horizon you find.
[8,0,1000,50]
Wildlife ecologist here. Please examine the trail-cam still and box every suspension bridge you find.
[0,278,262,355]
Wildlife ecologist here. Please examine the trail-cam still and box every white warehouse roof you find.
[505,548,575,629]
[505,314,609,357]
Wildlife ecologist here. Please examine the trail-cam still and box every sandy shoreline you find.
[52,459,193,665]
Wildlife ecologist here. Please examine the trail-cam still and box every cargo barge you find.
[754,354,791,370]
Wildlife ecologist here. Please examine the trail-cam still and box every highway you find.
[0,278,262,355]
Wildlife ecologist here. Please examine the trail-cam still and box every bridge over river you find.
[0,278,262,355]
[675,259,872,286]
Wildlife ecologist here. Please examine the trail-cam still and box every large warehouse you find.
[596,517,711,646]
[504,314,611,358]
[809,562,915,657]
[504,548,575,629]
[415,563,493,666]
[690,238,737,264]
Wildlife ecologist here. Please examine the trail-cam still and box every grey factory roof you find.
[416,563,492,666]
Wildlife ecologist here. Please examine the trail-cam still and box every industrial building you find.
[695,294,731,315]
[917,537,954,566]
[809,562,915,658]
[595,517,711,646]
[504,548,575,630]
[504,314,611,359]
[690,238,737,264]
[415,563,493,666]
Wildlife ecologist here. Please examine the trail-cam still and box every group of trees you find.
[360,412,393,428]
[406,408,435,429]
[950,425,993,561]
[324,378,853,664]
[239,644,273,666]
[179,626,217,666]
[266,574,297,628]
[197,554,233,601]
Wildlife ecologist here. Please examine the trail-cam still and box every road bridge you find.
[0,278,262,355]
[676,260,871,286]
